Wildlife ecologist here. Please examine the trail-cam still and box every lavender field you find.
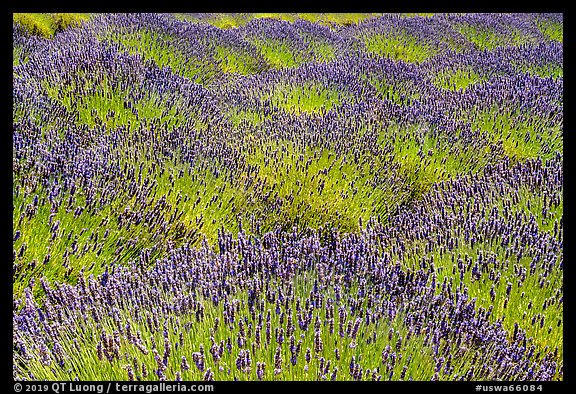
[13,13,563,381]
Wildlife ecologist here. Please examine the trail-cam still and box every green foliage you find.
[226,107,266,128]
[13,150,241,299]
[242,141,405,233]
[303,37,337,63]
[214,45,266,75]
[455,24,539,51]
[103,29,219,85]
[13,46,22,66]
[267,82,347,114]
[253,13,297,22]
[398,184,563,361]
[381,123,497,202]
[253,39,307,69]
[13,13,56,38]
[13,13,89,38]
[52,13,89,31]
[176,13,382,28]
[432,67,487,91]
[512,61,563,80]
[40,70,196,132]
[468,107,563,163]
[364,34,436,63]
[400,13,435,18]
[366,75,422,104]
[536,17,563,42]
[173,13,252,29]
[298,13,382,26]
[251,34,337,68]
[210,14,251,29]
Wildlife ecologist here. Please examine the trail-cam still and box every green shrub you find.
[13,13,55,38]
[13,13,89,38]
[52,13,89,32]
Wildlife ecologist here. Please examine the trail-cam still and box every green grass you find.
[172,13,252,29]
[172,13,382,28]
[400,13,435,18]
[205,14,250,29]
[298,13,382,26]
[253,13,297,22]
[14,13,55,37]
[13,46,23,66]
[240,141,408,233]
[250,34,337,67]
[456,25,501,51]
[12,181,161,298]
[303,37,337,63]
[74,90,188,131]
[151,162,244,245]
[226,107,266,128]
